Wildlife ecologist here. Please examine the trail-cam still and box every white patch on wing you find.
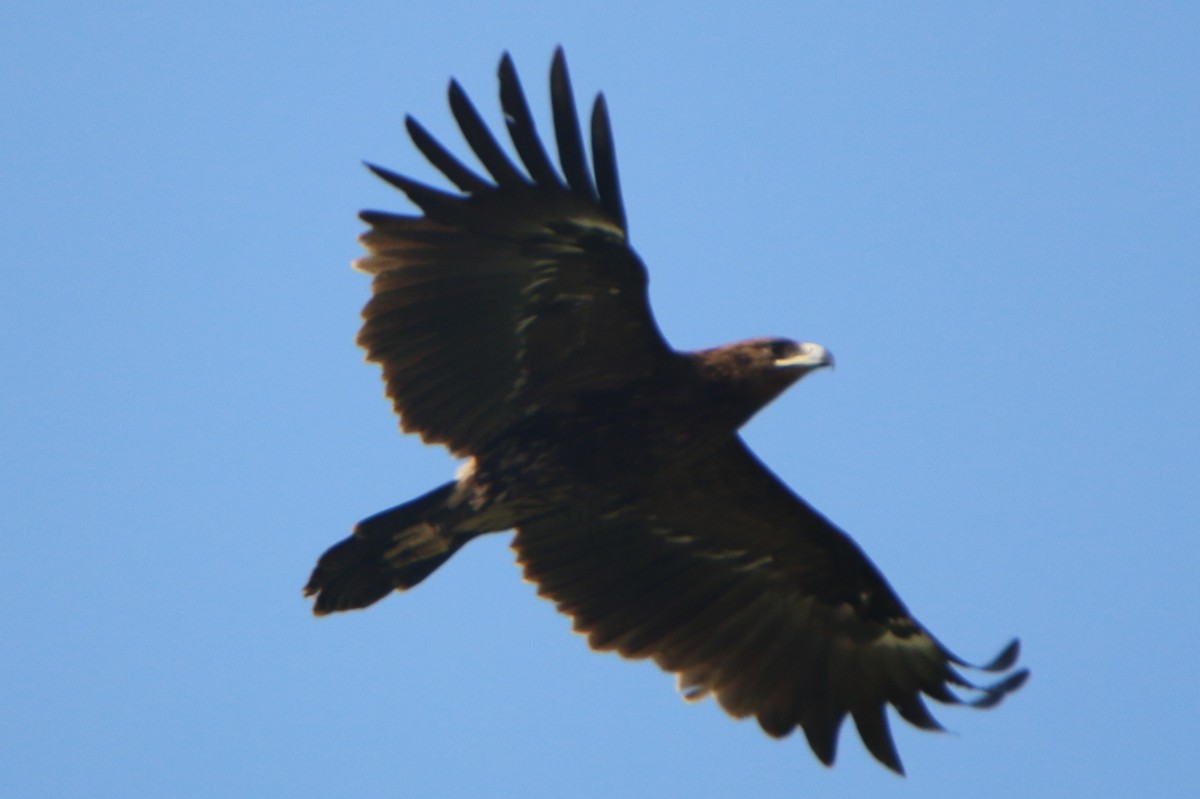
[451,458,488,511]
[454,457,478,482]
[563,215,624,240]
[872,627,937,656]
[652,527,693,544]
[734,555,774,572]
[700,549,752,562]
[649,526,770,566]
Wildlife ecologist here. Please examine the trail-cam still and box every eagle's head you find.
[694,337,833,429]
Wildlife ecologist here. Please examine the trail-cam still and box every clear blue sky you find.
[3,2,1197,797]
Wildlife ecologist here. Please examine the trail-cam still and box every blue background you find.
[3,2,1196,796]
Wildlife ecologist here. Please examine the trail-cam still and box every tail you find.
[304,481,472,615]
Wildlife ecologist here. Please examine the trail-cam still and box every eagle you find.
[305,48,1027,774]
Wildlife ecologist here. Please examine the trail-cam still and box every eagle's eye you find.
[768,339,796,359]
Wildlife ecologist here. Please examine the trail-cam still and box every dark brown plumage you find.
[304,48,1027,774]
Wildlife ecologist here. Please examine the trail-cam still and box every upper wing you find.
[355,49,674,456]
[512,437,1027,774]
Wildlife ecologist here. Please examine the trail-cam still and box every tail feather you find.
[305,481,469,615]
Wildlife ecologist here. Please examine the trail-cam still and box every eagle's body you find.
[305,49,1026,774]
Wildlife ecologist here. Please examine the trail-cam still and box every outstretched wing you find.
[512,437,1027,774]
[356,48,674,456]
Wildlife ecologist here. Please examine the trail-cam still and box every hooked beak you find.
[774,342,834,370]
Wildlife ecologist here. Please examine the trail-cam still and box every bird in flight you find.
[305,48,1027,774]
